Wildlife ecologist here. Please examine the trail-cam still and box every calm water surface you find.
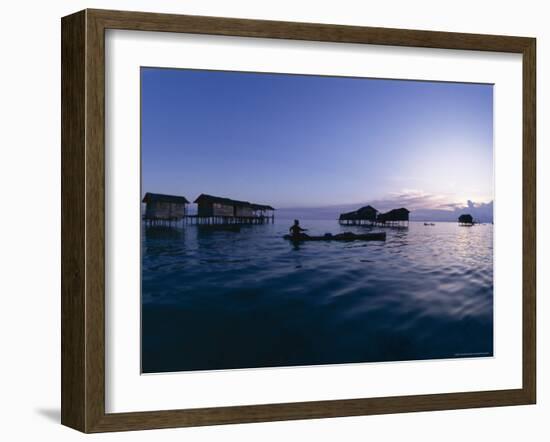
[141,220,493,373]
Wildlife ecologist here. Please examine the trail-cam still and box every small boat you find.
[424,222,435,226]
[283,232,386,242]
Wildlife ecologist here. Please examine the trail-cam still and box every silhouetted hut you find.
[339,205,378,225]
[458,214,474,226]
[195,194,238,217]
[142,192,189,225]
[377,208,410,227]
[192,194,275,225]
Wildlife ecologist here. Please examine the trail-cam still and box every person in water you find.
[289,219,308,238]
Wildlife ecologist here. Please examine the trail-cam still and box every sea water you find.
[141,220,493,373]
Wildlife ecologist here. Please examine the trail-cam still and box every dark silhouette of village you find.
[142,192,478,233]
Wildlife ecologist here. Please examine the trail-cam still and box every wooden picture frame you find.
[61,9,536,433]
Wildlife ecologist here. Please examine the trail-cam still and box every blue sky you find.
[141,68,493,215]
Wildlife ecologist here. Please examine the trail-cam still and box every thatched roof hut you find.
[142,192,189,221]
[378,207,410,222]
[194,194,274,218]
[339,205,378,221]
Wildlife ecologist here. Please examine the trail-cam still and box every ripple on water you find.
[141,220,494,372]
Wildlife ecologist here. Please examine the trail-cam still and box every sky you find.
[141,67,494,220]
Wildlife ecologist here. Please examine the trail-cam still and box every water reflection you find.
[142,220,493,372]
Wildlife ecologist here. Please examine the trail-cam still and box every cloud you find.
[411,201,493,222]
[369,190,454,211]
[370,191,493,222]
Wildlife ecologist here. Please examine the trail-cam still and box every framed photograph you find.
[61,9,536,433]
